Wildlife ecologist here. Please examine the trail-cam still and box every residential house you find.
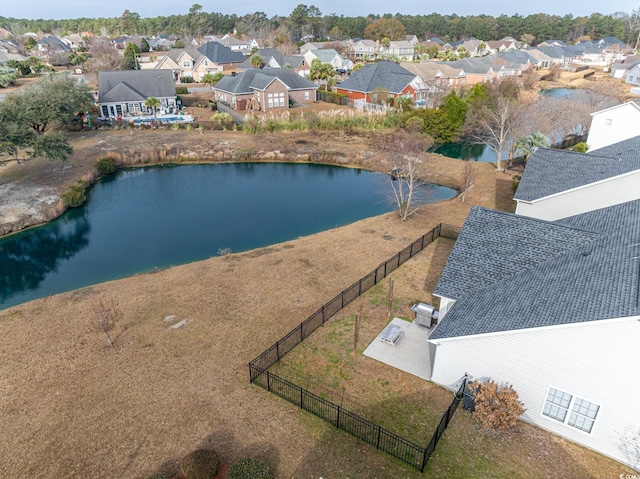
[586,101,640,150]
[405,34,420,45]
[242,48,309,76]
[536,45,573,66]
[610,60,640,79]
[212,67,317,111]
[513,139,640,221]
[345,39,381,61]
[197,41,245,71]
[626,63,640,86]
[525,48,554,68]
[441,57,495,85]
[452,38,485,57]
[61,33,85,51]
[219,34,252,55]
[300,42,329,55]
[110,36,130,50]
[334,60,431,105]
[0,51,27,67]
[97,69,177,118]
[537,39,566,47]
[35,36,71,57]
[155,48,211,82]
[155,42,245,82]
[303,48,353,73]
[427,197,640,470]
[386,40,414,60]
[487,37,519,53]
[146,36,174,51]
[399,61,466,90]
[493,50,534,76]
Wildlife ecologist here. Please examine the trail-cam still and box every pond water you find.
[434,142,503,163]
[0,162,455,310]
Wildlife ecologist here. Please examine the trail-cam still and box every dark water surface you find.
[0,162,455,309]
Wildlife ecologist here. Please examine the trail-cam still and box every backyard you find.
[0,123,635,477]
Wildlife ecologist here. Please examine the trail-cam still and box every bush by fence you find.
[249,223,464,471]
[316,90,349,106]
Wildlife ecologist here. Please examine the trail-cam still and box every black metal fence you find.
[249,223,464,471]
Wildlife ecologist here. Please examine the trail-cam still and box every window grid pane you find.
[543,388,571,422]
[568,398,599,433]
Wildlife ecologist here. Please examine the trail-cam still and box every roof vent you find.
[582,251,592,257]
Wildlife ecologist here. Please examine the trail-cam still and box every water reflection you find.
[0,210,90,304]
[0,163,455,309]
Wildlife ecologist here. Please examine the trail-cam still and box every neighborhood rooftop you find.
[335,61,418,94]
[513,137,640,202]
[430,200,640,340]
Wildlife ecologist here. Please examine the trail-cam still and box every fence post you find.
[300,324,304,342]
[358,278,362,296]
[336,405,341,428]
[267,371,271,392]
[376,425,382,449]
[300,387,304,408]
[322,304,326,323]
[421,446,429,472]
[276,340,280,361]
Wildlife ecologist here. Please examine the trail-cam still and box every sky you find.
[1,0,638,21]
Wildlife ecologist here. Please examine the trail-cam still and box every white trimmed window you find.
[542,387,600,433]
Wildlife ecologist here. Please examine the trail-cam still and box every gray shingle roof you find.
[514,138,640,202]
[430,200,640,340]
[335,61,416,94]
[214,67,316,94]
[197,41,245,64]
[240,49,305,70]
[164,48,206,65]
[433,207,601,301]
[443,57,493,74]
[98,70,176,103]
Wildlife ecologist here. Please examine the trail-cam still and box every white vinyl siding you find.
[586,103,640,150]
[542,387,600,433]
[428,317,640,467]
[515,170,640,221]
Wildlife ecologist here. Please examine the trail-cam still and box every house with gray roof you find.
[212,67,317,111]
[428,198,640,469]
[513,139,640,220]
[97,69,177,118]
[241,48,309,76]
[303,48,353,73]
[335,61,431,105]
[155,42,245,82]
[441,57,495,85]
[35,36,71,57]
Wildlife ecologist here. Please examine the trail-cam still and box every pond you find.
[0,162,455,310]
[434,142,504,163]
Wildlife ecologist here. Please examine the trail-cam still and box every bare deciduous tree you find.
[86,40,122,73]
[619,425,640,471]
[88,295,123,347]
[459,161,476,202]
[380,123,433,221]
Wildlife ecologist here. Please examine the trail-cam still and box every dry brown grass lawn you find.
[0,127,634,479]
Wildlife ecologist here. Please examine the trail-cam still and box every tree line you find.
[2,5,639,46]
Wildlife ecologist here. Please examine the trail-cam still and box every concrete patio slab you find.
[363,317,436,381]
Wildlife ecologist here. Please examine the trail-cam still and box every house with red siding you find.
[334,61,430,105]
